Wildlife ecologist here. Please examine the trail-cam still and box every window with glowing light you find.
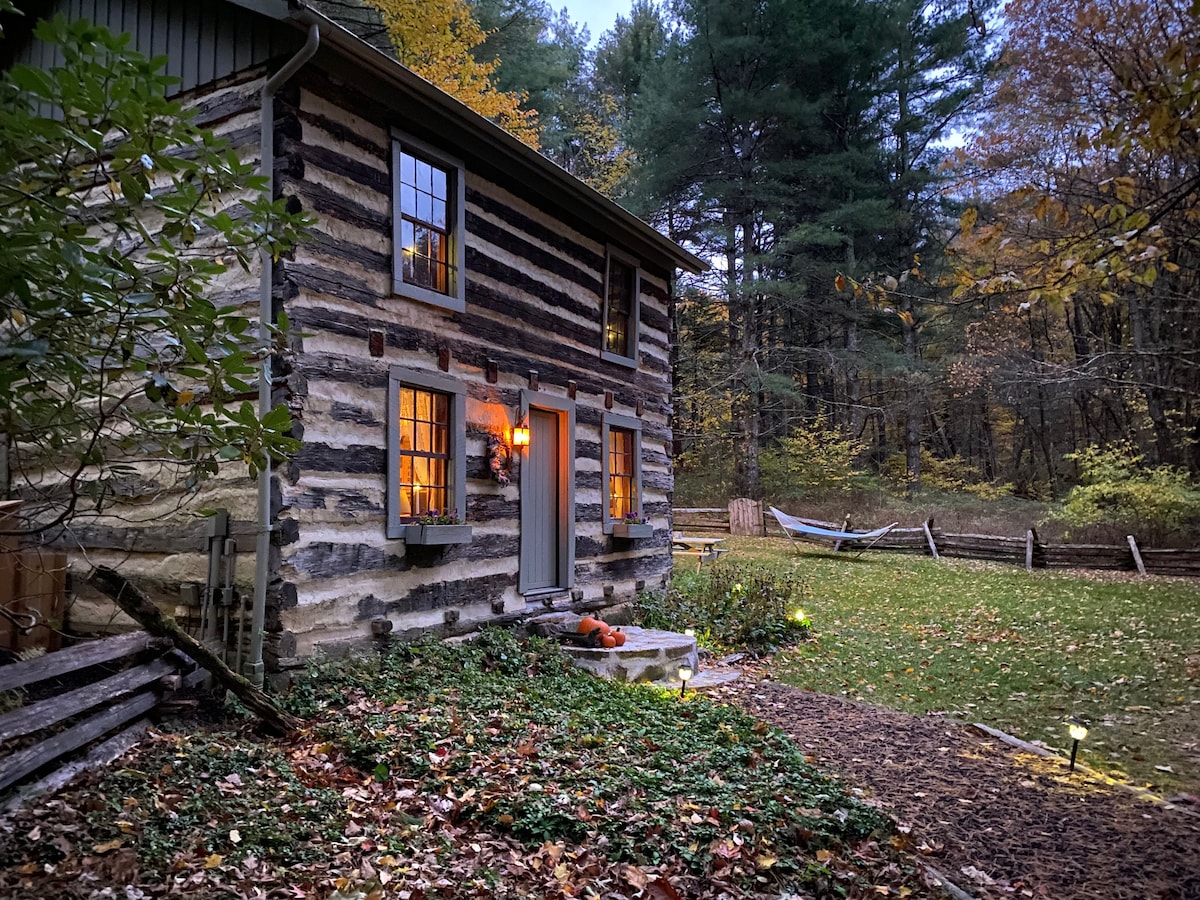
[608,427,637,519]
[392,133,465,312]
[601,414,643,532]
[387,367,466,538]
[396,386,449,518]
[601,247,640,367]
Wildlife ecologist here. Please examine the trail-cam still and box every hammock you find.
[769,506,898,554]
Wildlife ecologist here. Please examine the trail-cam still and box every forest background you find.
[354,0,1200,541]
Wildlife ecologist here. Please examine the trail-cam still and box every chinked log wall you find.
[268,74,674,659]
[38,72,270,635]
[673,502,1200,577]
[0,631,205,807]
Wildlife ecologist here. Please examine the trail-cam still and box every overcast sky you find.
[556,0,630,44]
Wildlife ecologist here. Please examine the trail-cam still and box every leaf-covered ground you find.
[718,671,1200,900]
[726,538,1200,794]
[0,633,937,899]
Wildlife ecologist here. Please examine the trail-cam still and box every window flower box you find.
[403,524,473,545]
[612,522,653,539]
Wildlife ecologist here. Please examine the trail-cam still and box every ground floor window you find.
[601,413,643,532]
[387,367,466,538]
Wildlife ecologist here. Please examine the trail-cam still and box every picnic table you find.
[671,535,730,571]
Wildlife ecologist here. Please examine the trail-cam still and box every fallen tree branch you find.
[88,565,301,735]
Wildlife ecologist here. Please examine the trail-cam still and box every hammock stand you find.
[768,506,898,557]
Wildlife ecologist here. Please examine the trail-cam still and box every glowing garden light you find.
[677,665,694,698]
[1066,717,1089,773]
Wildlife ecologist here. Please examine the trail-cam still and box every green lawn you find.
[721,537,1200,794]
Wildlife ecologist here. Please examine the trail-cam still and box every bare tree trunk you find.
[728,215,761,499]
[88,566,301,735]
[1128,292,1175,465]
[901,305,922,493]
[844,241,864,441]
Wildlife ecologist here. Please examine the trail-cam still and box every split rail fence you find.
[1,500,208,806]
[673,500,1200,578]
[0,631,205,810]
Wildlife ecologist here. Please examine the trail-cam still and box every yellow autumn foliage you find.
[370,0,539,148]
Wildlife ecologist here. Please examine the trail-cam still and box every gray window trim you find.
[601,245,641,368]
[600,413,643,535]
[391,129,467,313]
[518,390,576,594]
[386,366,467,539]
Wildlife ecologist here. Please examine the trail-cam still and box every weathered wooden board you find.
[0,653,179,743]
[0,631,169,693]
[0,691,159,793]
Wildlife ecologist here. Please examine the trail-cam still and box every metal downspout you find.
[248,22,320,688]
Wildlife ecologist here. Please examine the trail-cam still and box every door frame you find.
[518,389,575,595]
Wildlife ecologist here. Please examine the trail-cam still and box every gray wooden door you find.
[522,408,561,591]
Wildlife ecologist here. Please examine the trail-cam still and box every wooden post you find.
[728,498,763,536]
[88,566,300,735]
[0,500,22,651]
[833,513,853,552]
[1025,530,1035,572]
[923,519,940,560]
[1127,535,1147,576]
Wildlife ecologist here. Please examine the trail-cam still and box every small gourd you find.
[612,630,627,647]
[600,633,617,649]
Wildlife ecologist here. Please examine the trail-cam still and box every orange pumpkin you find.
[597,621,612,635]
[577,616,600,635]
[600,633,617,649]
[612,630,627,647]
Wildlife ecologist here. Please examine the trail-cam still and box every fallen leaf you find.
[92,839,123,854]
[621,864,649,889]
[204,853,224,869]
[961,865,996,886]
[647,879,683,900]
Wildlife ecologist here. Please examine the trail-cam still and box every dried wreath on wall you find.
[487,434,511,486]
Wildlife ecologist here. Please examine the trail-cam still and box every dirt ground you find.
[714,672,1200,899]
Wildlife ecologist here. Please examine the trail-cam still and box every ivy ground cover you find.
[723,538,1200,794]
[0,632,933,899]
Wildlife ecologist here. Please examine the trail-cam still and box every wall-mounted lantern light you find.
[512,413,530,448]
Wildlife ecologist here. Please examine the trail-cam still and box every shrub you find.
[760,417,866,501]
[1057,444,1200,541]
[639,565,813,654]
[880,450,1014,499]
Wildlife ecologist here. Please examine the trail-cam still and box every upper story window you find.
[387,367,467,538]
[602,247,640,367]
[600,413,643,533]
[392,132,466,313]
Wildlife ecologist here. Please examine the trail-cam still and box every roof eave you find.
[230,0,706,274]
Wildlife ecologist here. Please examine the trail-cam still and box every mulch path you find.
[712,671,1200,900]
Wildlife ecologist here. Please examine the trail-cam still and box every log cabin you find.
[2,0,704,686]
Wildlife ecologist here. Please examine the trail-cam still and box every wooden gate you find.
[0,501,67,657]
